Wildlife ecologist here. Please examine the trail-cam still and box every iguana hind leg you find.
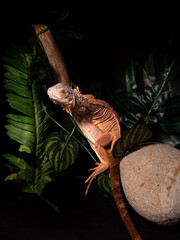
[85,132,113,195]
[85,162,109,195]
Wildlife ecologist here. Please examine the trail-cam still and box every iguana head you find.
[47,83,76,113]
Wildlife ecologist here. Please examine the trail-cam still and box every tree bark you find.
[32,24,71,86]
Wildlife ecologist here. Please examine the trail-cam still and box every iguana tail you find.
[109,155,143,240]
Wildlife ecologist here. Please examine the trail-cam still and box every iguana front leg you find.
[85,132,114,195]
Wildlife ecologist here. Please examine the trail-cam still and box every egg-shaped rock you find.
[120,143,180,225]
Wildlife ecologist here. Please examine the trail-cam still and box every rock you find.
[120,143,180,226]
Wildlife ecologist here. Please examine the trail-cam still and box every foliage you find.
[3,42,180,205]
[104,54,180,149]
[3,44,54,204]
[95,174,112,198]
[44,131,79,173]
[113,119,152,158]
[2,45,78,210]
[4,46,49,155]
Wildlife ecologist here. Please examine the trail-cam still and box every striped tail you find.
[109,155,143,240]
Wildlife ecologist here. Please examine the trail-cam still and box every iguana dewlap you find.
[47,83,121,193]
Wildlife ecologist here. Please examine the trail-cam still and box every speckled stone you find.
[120,143,180,225]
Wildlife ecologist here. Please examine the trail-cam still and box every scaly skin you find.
[47,83,121,193]
[48,80,142,240]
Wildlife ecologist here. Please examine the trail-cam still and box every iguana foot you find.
[85,162,109,195]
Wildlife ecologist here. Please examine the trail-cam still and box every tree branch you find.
[32,24,71,86]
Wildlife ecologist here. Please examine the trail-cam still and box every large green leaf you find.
[95,174,112,198]
[105,54,180,148]
[3,153,53,196]
[3,45,50,157]
[3,45,56,208]
[44,131,79,173]
[113,119,153,158]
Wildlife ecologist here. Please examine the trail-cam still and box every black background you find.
[1,1,180,239]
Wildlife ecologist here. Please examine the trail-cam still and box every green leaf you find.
[4,45,32,71]
[104,53,180,147]
[6,95,33,117]
[18,145,32,153]
[6,114,34,125]
[33,156,53,195]
[2,154,31,170]
[113,119,153,158]
[3,57,28,74]
[96,174,112,198]
[157,132,180,149]
[3,45,50,157]
[3,45,55,208]
[6,93,33,105]
[44,131,79,173]
[4,74,27,86]
[5,124,35,152]
[5,173,19,182]
[3,65,28,80]
[6,118,34,132]
[4,79,32,98]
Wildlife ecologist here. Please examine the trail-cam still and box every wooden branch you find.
[110,155,143,240]
[32,24,71,86]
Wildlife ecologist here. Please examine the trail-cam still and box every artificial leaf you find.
[44,131,79,173]
[6,114,34,125]
[3,44,55,207]
[5,124,35,152]
[3,154,34,183]
[6,118,34,132]
[33,157,53,195]
[4,80,32,98]
[3,65,28,80]
[104,54,180,148]
[5,173,19,182]
[18,145,32,153]
[113,119,153,158]
[3,45,50,156]
[96,174,112,198]
[2,154,31,170]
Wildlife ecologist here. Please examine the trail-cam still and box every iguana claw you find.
[85,161,109,195]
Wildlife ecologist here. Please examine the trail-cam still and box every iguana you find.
[47,83,142,240]
[33,24,142,240]
[47,83,121,194]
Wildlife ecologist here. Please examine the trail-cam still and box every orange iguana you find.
[47,83,121,194]
[33,24,142,240]
[47,83,142,240]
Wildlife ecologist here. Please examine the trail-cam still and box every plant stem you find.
[69,115,94,144]
[37,194,59,212]
[60,126,76,159]
[145,60,176,122]
[42,102,98,163]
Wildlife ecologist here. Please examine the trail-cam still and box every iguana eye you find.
[59,89,66,94]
